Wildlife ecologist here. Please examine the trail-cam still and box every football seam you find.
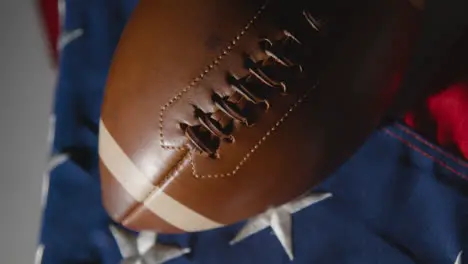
[122,150,224,231]
[99,119,223,231]
[157,150,192,187]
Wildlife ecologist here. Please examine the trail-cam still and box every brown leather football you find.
[99,0,420,233]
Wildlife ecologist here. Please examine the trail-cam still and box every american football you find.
[99,0,420,233]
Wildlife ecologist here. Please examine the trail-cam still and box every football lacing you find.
[181,10,322,159]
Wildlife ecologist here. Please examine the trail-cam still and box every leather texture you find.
[99,0,420,233]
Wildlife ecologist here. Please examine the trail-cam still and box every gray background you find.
[0,1,56,263]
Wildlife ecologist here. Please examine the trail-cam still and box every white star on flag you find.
[34,244,45,264]
[41,154,69,209]
[455,251,463,264]
[57,0,84,51]
[230,192,332,260]
[110,225,191,264]
[58,29,84,51]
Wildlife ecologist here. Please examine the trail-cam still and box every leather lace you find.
[182,9,321,158]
